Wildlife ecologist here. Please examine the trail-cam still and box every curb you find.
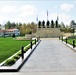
[59,40,76,52]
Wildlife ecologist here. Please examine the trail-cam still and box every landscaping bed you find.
[0,38,41,72]
[0,37,30,63]
[63,38,76,46]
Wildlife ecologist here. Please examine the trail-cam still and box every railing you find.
[21,38,40,59]
[59,36,75,48]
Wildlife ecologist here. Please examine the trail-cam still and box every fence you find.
[21,38,40,59]
[59,36,75,48]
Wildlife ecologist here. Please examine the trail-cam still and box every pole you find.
[35,39,36,45]
[47,9,48,21]
[66,38,67,44]
[73,40,75,48]
[36,15,38,32]
[30,41,32,49]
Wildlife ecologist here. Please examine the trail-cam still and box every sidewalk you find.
[20,38,76,72]
[1,38,76,75]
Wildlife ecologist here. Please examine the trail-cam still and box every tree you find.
[18,23,22,27]
[38,21,41,28]
[51,20,54,28]
[5,21,11,29]
[11,22,16,28]
[19,23,26,36]
[60,22,65,32]
[70,20,76,28]
[4,21,37,36]
[30,22,36,33]
[46,20,50,28]
[55,20,58,28]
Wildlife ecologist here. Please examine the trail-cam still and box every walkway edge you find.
[59,40,76,52]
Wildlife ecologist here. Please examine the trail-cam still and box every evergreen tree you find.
[47,20,50,28]
[42,20,45,28]
[55,20,58,28]
[38,21,41,28]
[51,20,54,28]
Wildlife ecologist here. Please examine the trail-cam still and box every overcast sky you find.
[0,0,75,25]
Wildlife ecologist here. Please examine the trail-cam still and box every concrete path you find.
[1,38,76,75]
[20,38,76,72]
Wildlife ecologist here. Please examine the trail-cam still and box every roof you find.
[6,29,19,32]
[0,29,19,32]
[0,30,4,32]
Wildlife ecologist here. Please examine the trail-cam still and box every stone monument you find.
[36,18,63,38]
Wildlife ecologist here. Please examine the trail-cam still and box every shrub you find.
[17,52,22,56]
[3,40,37,66]
[13,55,20,59]
[32,41,35,45]
[4,58,16,66]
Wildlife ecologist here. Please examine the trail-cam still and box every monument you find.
[35,11,63,38]
[35,19,63,38]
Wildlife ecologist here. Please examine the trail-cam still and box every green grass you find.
[64,38,76,46]
[0,37,30,63]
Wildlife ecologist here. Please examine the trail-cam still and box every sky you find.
[0,0,76,25]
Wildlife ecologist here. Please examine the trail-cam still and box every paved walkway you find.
[20,38,76,72]
[1,38,76,75]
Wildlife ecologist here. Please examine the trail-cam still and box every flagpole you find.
[36,15,38,32]
[57,14,59,21]
[47,9,48,21]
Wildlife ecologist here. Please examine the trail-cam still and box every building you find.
[5,29,20,36]
[0,29,20,36]
[0,30,4,36]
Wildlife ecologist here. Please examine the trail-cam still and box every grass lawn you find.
[64,38,76,46]
[0,37,30,63]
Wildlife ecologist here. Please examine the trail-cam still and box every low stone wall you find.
[16,37,31,40]
[25,34,36,38]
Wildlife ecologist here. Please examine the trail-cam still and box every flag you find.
[47,10,48,21]
[47,10,48,17]
[36,15,38,22]
[57,15,59,21]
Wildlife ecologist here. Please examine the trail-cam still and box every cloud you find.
[19,5,37,17]
[59,13,71,25]
[0,4,37,24]
[48,13,71,25]
[49,13,58,20]
[0,5,17,14]
[60,3,74,12]
[0,16,9,24]
[38,11,70,25]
